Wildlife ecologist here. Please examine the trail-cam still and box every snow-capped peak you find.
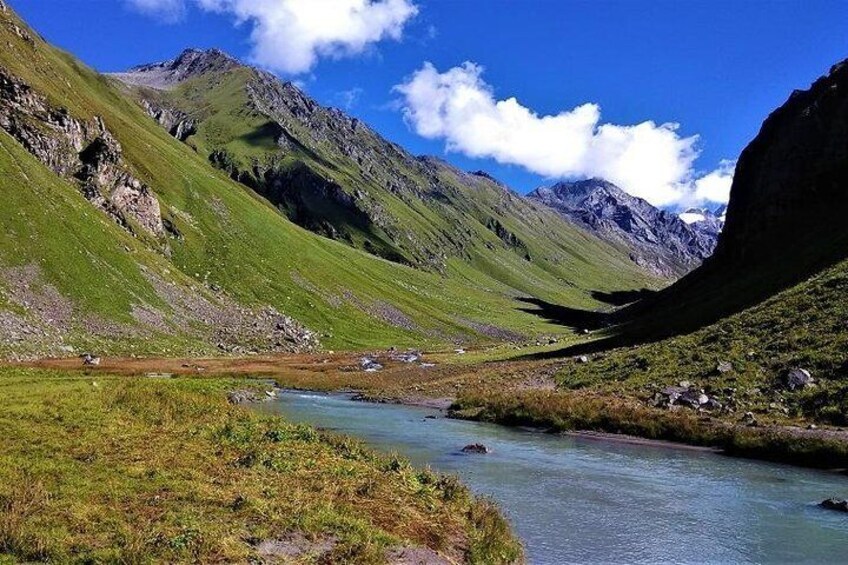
[679,209,708,224]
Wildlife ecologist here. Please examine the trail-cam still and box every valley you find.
[2,1,848,563]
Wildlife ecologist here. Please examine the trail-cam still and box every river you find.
[257,391,848,564]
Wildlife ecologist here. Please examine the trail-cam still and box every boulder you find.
[576,355,589,364]
[461,443,490,454]
[391,350,421,363]
[741,411,758,427]
[227,390,261,404]
[81,353,101,366]
[701,398,723,411]
[676,389,707,408]
[717,361,733,374]
[820,498,848,513]
[784,368,814,390]
[360,357,383,372]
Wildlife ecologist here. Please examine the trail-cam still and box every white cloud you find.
[196,0,418,74]
[395,62,733,207]
[125,0,187,22]
[693,159,736,204]
[125,0,417,74]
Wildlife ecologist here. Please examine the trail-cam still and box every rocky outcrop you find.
[0,67,165,238]
[141,100,196,141]
[529,179,718,277]
[714,59,848,270]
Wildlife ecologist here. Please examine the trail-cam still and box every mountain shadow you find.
[590,288,657,306]
[517,297,616,331]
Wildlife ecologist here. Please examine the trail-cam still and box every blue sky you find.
[11,0,848,208]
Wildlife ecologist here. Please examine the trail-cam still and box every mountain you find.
[108,48,651,286]
[528,179,719,278]
[620,57,848,338]
[679,205,724,245]
[0,6,654,358]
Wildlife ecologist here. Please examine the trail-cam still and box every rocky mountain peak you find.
[109,48,241,90]
[529,178,720,278]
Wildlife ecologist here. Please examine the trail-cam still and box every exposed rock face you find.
[712,58,848,272]
[142,100,196,141]
[679,205,725,244]
[0,67,165,238]
[529,179,718,277]
[109,48,239,90]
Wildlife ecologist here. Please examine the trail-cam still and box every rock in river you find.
[820,498,848,513]
[461,443,491,454]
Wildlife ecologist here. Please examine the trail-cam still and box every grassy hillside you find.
[0,367,521,563]
[552,255,848,424]
[114,50,656,299]
[0,6,654,357]
[439,255,848,468]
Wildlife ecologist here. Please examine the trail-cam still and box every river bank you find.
[17,348,848,470]
[262,390,848,564]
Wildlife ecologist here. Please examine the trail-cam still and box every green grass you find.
[552,255,848,425]
[0,367,522,563]
[0,6,655,356]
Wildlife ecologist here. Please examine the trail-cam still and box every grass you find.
[551,255,848,424]
[0,366,522,563]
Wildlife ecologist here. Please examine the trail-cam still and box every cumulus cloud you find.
[395,62,732,206]
[129,0,419,74]
[692,159,736,204]
[125,0,187,22]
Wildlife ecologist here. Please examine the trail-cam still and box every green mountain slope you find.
[555,254,848,425]
[0,5,654,357]
[111,49,656,294]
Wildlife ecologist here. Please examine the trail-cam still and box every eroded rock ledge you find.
[0,66,165,239]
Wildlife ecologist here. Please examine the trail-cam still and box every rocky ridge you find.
[109,49,654,281]
[529,179,720,278]
[109,48,240,91]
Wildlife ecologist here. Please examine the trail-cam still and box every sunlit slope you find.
[0,5,653,354]
[117,50,656,298]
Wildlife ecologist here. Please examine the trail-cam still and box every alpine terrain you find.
[2,0,848,563]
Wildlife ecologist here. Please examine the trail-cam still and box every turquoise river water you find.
[258,391,848,564]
